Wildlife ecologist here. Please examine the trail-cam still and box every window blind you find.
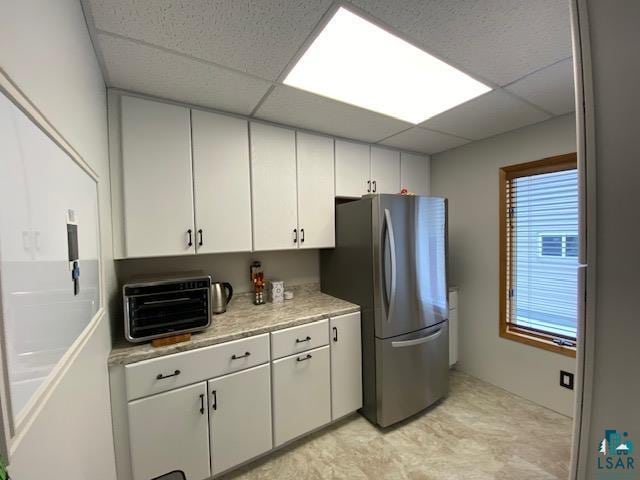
[506,168,578,339]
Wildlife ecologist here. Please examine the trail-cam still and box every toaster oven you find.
[123,275,212,342]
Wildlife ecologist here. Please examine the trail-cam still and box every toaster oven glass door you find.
[127,288,209,340]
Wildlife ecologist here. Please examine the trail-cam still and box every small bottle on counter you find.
[250,261,266,305]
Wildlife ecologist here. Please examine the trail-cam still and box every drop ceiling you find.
[82,0,574,155]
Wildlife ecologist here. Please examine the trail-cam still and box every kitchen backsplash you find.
[114,249,320,295]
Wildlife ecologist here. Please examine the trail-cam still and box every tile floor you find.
[222,370,573,480]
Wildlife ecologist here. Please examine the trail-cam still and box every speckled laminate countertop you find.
[108,285,359,366]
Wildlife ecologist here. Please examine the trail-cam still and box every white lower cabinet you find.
[330,312,363,420]
[122,317,363,479]
[128,382,210,480]
[449,289,459,366]
[208,364,272,476]
[271,345,331,446]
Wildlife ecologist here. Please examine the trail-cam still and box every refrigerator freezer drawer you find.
[375,322,449,427]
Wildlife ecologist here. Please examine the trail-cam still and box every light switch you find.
[560,371,574,390]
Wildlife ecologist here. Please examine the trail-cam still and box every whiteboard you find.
[0,91,101,426]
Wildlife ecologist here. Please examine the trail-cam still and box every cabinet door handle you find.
[295,336,311,343]
[199,393,205,415]
[333,326,338,342]
[300,228,305,243]
[367,180,371,193]
[231,351,251,360]
[156,369,181,380]
[211,390,217,411]
[198,229,203,246]
[187,229,193,247]
[293,228,298,243]
[372,180,377,193]
[296,354,312,362]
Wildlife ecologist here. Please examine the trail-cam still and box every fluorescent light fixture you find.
[284,7,491,124]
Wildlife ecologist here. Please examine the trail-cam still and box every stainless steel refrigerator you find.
[321,194,449,427]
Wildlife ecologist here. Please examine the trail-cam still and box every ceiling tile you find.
[83,0,333,81]
[505,58,575,115]
[97,33,271,115]
[350,0,572,85]
[421,89,551,140]
[380,127,469,154]
[254,86,412,143]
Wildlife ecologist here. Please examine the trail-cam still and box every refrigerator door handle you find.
[383,208,397,323]
[391,328,444,348]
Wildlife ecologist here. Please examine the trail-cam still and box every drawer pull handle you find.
[199,393,205,415]
[296,354,312,362]
[295,336,311,343]
[333,326,338,342]
[231,351,251,360]
[211,390,217,411]
[156,369,181,380]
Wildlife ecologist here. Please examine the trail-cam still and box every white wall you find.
[431,114,577,416]
[581,1,640,477]
[0,1,116,478]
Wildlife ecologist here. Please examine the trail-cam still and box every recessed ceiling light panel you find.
[284,7,491,124]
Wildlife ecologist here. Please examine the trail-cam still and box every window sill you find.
[500,325,576,358]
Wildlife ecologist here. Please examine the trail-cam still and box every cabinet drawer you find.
[271,345,331,446]
[270,319,329,360]
[125,334,270,400]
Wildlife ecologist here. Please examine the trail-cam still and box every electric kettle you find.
[211,282,233,314]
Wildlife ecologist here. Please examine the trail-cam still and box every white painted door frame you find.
[569,0,597,478]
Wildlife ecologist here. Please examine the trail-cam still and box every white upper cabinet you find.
[370,147,400,194]
[112,94,430,258]
[191,110,252,254]
[250,123,298,251]
[400,152,431,196]
[335,140,371,197]
[296,132,335,249]
[121,96,195,257]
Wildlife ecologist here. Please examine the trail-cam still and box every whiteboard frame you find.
[0,67,106,462]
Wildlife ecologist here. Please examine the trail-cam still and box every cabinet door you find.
[400,152,430,196]
[370,147,400,194]
[121,96,195,257]
[208,364,272,476]
[192,110,252,254]
[330,312,363,420]
[335,140,370,197]
[128,382,210,480]
[250,123,298,251]
[296,132,335,249]
[449,290,458,366]
[272,346,331,446]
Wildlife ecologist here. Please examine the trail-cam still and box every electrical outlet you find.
[560,370,574,390]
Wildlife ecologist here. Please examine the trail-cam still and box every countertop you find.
[108,285,360,366]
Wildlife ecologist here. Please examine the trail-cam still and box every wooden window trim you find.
[499,152,577,358]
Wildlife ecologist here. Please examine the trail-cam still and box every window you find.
[499,153,578,357]
[538,234,578,258]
